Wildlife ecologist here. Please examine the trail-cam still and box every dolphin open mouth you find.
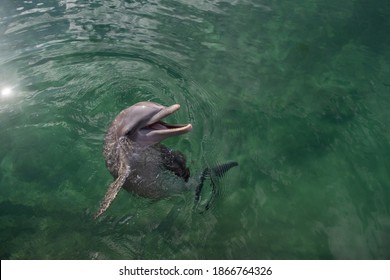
[139,104,192,142]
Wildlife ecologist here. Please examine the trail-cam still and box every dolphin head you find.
[113,101,192,145]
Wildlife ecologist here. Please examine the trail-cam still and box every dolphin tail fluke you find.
[207,160,239,177]
[194,161,238,211]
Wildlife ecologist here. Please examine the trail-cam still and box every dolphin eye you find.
[125,128,136,137]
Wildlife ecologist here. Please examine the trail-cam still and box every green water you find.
[1,0,390,259]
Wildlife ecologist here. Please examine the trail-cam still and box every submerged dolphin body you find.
[95,101,237,218]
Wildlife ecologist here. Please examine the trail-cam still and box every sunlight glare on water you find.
[1,87,13,98]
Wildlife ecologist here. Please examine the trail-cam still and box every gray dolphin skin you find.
[95,101,237,218]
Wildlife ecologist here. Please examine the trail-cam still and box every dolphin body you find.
[95,101,237,218]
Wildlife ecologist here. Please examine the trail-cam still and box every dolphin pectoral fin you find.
[194,161,238,211]
[194,167,209,206]
[94,167,130,219]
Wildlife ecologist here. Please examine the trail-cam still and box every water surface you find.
[1,0,390,259]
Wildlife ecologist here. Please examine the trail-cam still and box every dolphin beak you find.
[137,104,192,144]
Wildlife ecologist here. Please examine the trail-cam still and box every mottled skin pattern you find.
[103,132,190,198]
[95,102,192,218]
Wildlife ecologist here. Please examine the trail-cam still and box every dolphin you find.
[94,101,237,218]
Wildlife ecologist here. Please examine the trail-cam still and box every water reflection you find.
[1,86,13,97]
